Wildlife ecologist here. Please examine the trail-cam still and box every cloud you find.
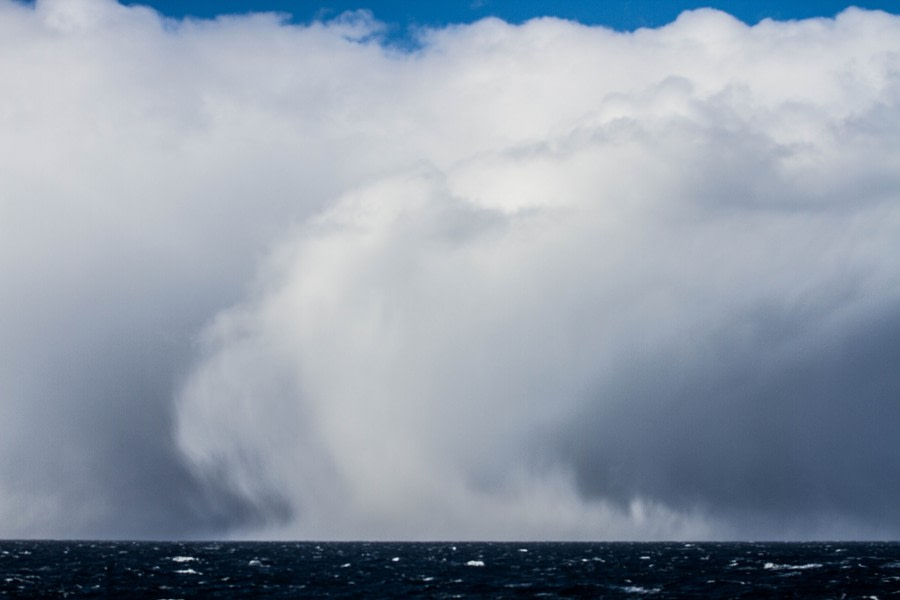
[2,0,899,539]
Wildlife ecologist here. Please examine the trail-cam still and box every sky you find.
[123,0,900,30]
[2,0,900,541]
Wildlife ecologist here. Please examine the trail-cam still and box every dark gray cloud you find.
[2,0,900,539]
[557,303,900,539]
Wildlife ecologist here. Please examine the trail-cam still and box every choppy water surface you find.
[1,541,898,598]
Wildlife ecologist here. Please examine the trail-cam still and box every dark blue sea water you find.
[1,541,898,598]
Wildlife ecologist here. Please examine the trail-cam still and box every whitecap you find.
[170,556,197,563]
[622,585,660,594]
[175,568,201,575]
[763,562,822,570]
[466,560,485,567]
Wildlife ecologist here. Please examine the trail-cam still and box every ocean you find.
[1,540,898,598]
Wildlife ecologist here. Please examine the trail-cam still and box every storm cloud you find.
[2,0,900,540]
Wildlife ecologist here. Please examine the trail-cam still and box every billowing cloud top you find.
[2,0,900,540]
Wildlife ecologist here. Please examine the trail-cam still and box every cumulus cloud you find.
[2,0,900,539]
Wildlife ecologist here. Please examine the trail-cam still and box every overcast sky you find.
[2,0,900,541]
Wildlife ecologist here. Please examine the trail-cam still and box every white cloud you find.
[2,0,900,539]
